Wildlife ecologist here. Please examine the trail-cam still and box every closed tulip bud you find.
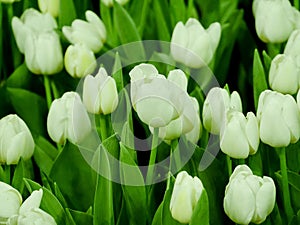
[129,64,185,127]
[64,44,97,78]
[0,114,35,165]
[62,10,106,53]
[0,182,22,219]
[101,0,129,7]
[12,8,57,53]
[253,0,299,43]
[171,18,221,68]
[203,87,242,135]
[38,0,60,18]
[23,32,63,75]
[47,92,92,145]
[257,90,300,147]
[170,171,204,224]
[269,54,299,94]
[83,67,119,114]
[284,29,300,66]
[220,111,259,159]
[224,165,276,224]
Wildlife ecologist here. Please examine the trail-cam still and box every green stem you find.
[146,127,159,184]
[4,164,11,184]
[238,158,245,165]
[227,155,232,177]
[99,114,108,141]
[50,80,60,99]
[276,147,294,223]
[44,76,52,109]
[267,43,281,58]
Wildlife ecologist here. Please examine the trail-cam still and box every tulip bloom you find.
[220,111,259,159]
[38,0,60,18]
[253,0,299,43]
[170,171,204,224]
[83,67,119,114]
[284,29,300,67]
[257,90,300,147]
[0,114,35,165]
[202,87,242,135]
[63,10,106,53]
[47,92,92,145]
[64,44,97,78]
[0,182,22,219]
[224,165,276,224]
[269,54,299,95]
[171,18,221,68]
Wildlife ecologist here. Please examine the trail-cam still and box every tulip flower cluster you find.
[0,182,56,224]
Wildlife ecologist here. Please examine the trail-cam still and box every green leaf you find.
[100,1,118,47]
[68,208,93,225]
[113,2,145,60]
[7,87,47,136]
[253,49,268,110]
[170,0,186,27]
[24,179,66,225]
[190,189,209,225]
[262,50,272,75]
[153,0,171,42]
[151,201,163,225]
[112,52,124,92]
[12,159,33,194]
[58,0,77,27]
[119,143,147,225]
[50,142,95,211]
[6,63,32,89]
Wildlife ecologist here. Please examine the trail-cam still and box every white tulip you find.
[284,29,300,67]
[0,114,35,165]
[257,90,300,147]
[220,111,259,159]
[0,182,22,219]
[64,44,97,78]
[12,8,57,53]
[171,18,221,68]
[83,67,119,114]
[253,0,299,43]
[202,87,242,135]
[224,165,276,224]
[63,10,106,53]
[129,63,159,82]
[47,92,92,145]
[101,0,129,7]
[170,171,204,224]
[269,54,299,94]
[38,0,60,18]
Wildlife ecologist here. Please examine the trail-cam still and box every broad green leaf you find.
[100,1,118,47]
[12,159,33,194]
[7,87,47,136]
[6,63,32,89]
[113,2,145,60]
[54,182,68,209]
[248,146,263,176]
[24,179,66,225]
[119,143,147,225]
[151,201,163,225]
[58,0,77,27]
[253,49,268,110]
[50,142,95,211]
[153,0,171,42]
[190,190,209,225]
[68,208,93,225]
[112,52,124,92]
[170,0,186,27]
[0,86,13,119]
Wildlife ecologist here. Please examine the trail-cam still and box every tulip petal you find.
[19,189,43,215]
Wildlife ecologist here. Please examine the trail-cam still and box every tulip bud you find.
[64,44,97,78]
[83,67,119,114]
[284,29,300,67]
[0,182,22,219]
[62,10,106,53]
[12,8,57,53]
[101,0,129,7]
[24,32,63,75]
[0,114,35,165]
[224,165,276,224]
[38,0,60,18]
[220,111,259,159]
[202,87,242,135]
[47,92,92,145]
[129,64,185,128]
[269,54,299,94]
[170,171,204,224]
[171,18,221,68]
[257,90,300,147]
[252,0,298,43]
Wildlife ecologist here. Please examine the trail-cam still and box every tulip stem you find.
[4,164,11,184]
[226,155,232,177]
[146,127,159,184]
[99,114,108,141]
[50,80,60,99]
[44,76,52,109]
[276,147,294,223]
[294,0,299,10]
